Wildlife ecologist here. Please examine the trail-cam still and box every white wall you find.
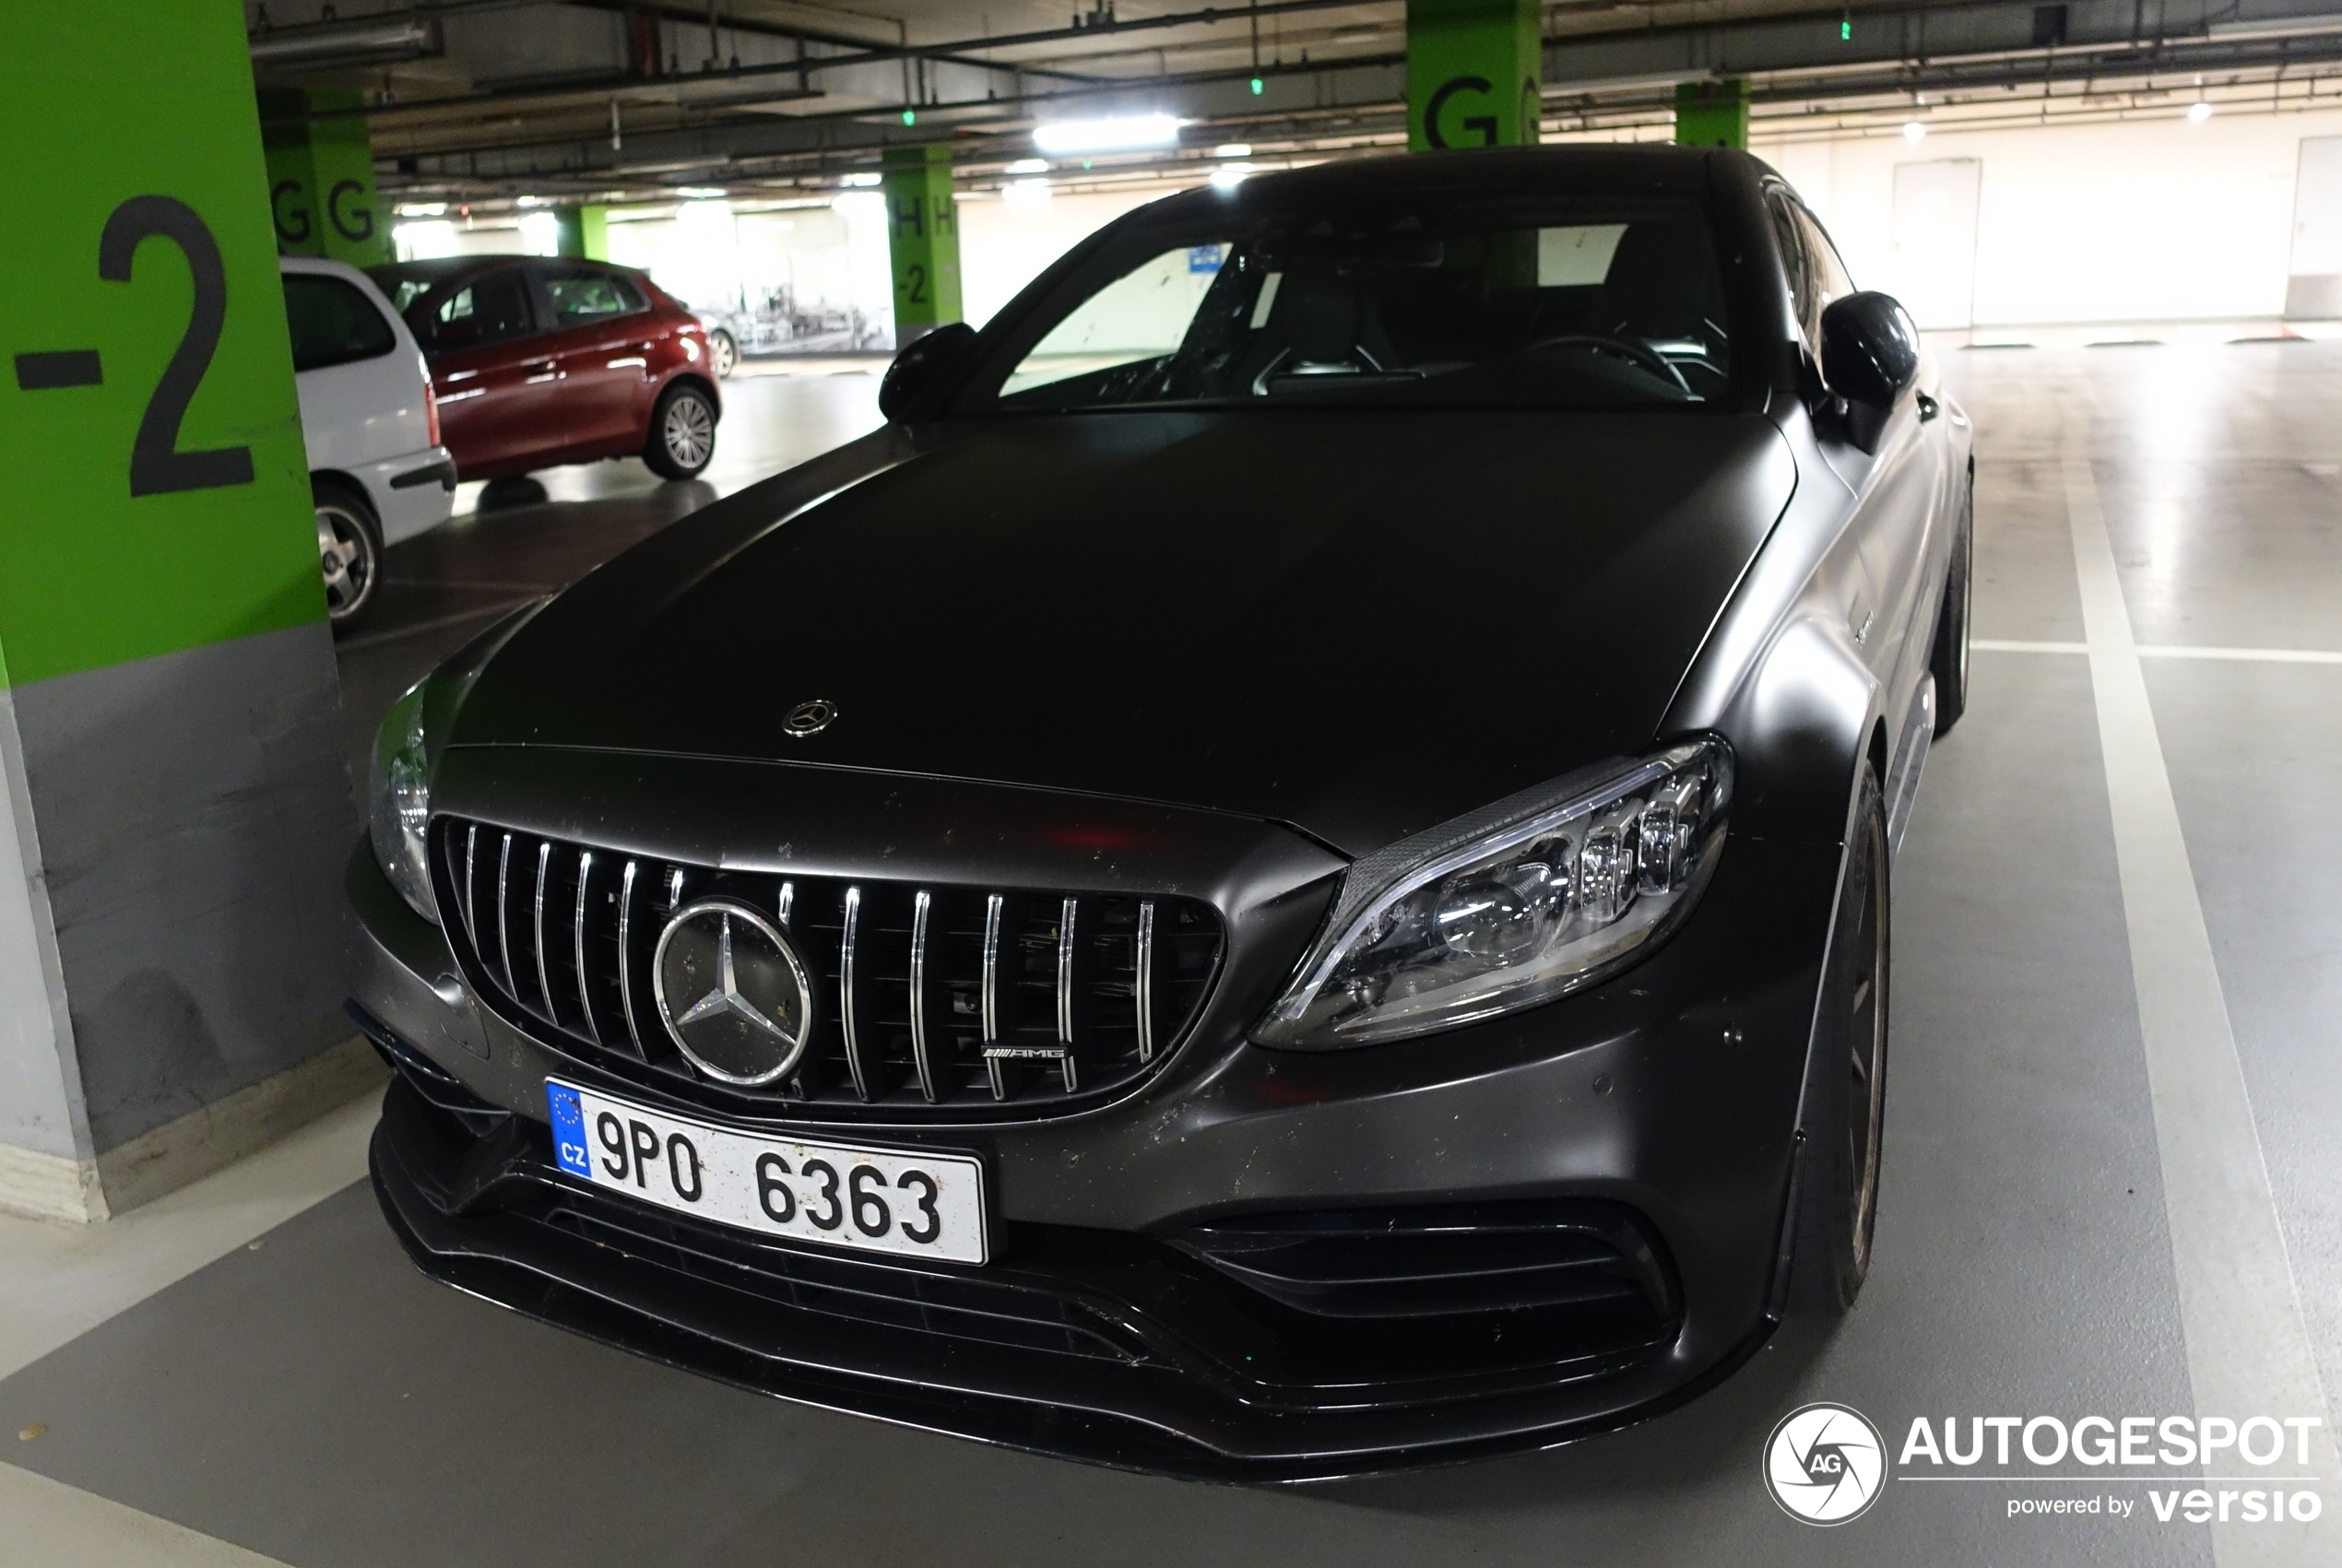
[956,189,1160,328]
[1756,106,2342,325]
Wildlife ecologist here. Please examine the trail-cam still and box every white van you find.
[282,256,455,628]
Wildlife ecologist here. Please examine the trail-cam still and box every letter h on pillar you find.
[881,144,962,347]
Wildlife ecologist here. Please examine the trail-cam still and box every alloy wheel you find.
[1844,821,1889,1277]
[663,393,715,469]
[317,501,375,622]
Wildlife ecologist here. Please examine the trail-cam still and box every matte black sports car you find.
[351,145,1971,1479]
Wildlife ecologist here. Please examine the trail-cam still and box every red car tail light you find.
[424,380,442,448]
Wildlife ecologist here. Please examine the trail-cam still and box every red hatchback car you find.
[371,256,721,483]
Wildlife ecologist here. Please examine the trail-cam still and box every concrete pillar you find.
[0,2,369,1220]
[261,88,392,268]
[881,145,962,347]
[554,206,612,262]
[1675,79,1751,150]
[1405,0,1542,152]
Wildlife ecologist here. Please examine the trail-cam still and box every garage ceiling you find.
[242,1,2342,206]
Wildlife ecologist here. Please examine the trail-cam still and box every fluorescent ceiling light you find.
[2187,100,2213,123]
[676,186,729,198]
[396,202,446,218]
[1006,158,1050,175]
[2207,15,2342,40]
[1901,121,1927,141]
[1032,114,1182,154]
[1213,143,1253,159]
[840,171,882,187]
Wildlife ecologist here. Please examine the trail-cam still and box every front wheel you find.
[1791,765,1890,1315]
[315,477,383,630]
[709,329,739,379]
[645,383,716,480]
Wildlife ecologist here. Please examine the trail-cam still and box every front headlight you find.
[369,678,436,923]
[1252,737,1731,1049]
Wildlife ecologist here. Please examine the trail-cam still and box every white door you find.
[1889,159,1982,330]
[2286,136,2342,318]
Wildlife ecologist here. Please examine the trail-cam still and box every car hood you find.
[449,411,1795,857]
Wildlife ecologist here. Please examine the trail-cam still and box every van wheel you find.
[1792,765,1890,1315]
[645,383,716,480]
[315,477,383,630]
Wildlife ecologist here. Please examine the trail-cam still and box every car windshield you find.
[961,191,1733,413]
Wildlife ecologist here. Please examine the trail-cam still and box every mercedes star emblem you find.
[782,698,836,737]
[651,900,816,1086]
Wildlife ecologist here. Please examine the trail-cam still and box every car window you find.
[1795,205,1857,315]
[423,270,535,350]
[544,269,645,326]
[1765,190,1816,347]
[976,194,1733,412]
[383,277,432,313]
[283,274,396,372]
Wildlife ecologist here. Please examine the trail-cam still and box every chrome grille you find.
[433,818,1224,1117]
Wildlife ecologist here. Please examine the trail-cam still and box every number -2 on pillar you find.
[0,1,362,1221]
[882,145,964,347]
[1406,0,1543,153]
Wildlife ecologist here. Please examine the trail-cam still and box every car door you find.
[1796,202,1945,735]
[532,264,656,455]
[418,266,550,478]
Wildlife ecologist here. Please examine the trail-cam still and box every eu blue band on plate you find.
[547,1082,592,1177]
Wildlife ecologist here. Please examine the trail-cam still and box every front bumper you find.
[350,818,1839,1477]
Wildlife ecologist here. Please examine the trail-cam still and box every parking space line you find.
[1978,638,2342,664]
[0,1461,293,1567]
[2064,457,2337,1564]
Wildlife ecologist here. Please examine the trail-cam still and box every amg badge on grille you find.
[652,901,817,1086]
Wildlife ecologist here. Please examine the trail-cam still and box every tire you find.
[315,477,384,630]
[1930,466,1973,736]
[709,329,739,379]
[1791,764,1891,1315]
[645,383,717,480]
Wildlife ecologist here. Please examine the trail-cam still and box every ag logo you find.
[1763,1403,1887,1525]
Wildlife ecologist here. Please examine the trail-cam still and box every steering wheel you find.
[1521,333,1692,394]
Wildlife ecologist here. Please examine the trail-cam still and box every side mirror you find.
[1818,290,1921,452]
[878,321,978,421]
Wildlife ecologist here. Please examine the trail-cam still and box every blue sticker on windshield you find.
[1188,244,1224,274]
[547,1082,592,1178]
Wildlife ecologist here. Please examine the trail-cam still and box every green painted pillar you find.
[1405,0,1541,152]
[881,145,963,345]
[0,1,364,1220]
[552,206,612,261]
[1674,79,1751,150]
[260,88,392,267]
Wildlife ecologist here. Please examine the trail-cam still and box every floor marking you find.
[1976,638,2342,665]
[2064,456,2338,1565]
[332,602,521,653]
[0,1090,375,1382]
[0,1461,293,1567]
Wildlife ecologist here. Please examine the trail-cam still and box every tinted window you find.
[421,270,535,349]
[1766,190,1816,347]
[1795,206,1857,313]
[967,193,1733,412]
[283,274,396,372]
[544,268,645,324]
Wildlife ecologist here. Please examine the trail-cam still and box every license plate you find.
[545,1079,988,1265]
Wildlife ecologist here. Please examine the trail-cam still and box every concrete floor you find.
[4,342,2338,1566]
